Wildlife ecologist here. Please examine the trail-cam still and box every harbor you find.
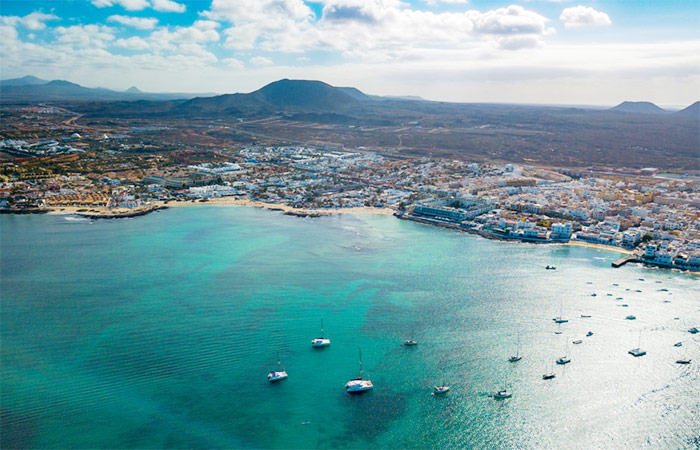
[2,206,698,449]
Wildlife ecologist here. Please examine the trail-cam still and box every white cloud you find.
[1,12,60,30]
[115,36,150,50]
[222,57,245,69]
[250,56,273,66]
[560,6,612,28]
[151,0,186,13]
[424,0,469,4]
[22,12,60,30]
[91,0,150,11]
[205,0,318,52]
[55,24,115,48]
[107,15,158,29]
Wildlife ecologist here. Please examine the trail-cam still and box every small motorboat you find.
[591,293,597,297]
[676,359,691,365]
[545,265,556,270]
[403,339,418,346]
[556,356,571,365]
[625,315,636,320]
[581,315,592,318]
[553,317,568,324]
[674,342,682,347]
[572,339,582,345]
[586,331,594,337]
[542,372,555,380]
[689,327,699,334]
[508,355,522,362]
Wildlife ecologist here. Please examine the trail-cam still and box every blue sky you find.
[1,0,698,105]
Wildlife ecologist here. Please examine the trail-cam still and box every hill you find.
[180,79,362,115]
[0,77,216,103]
[1,75,49,87]
[675,101,699,118]
[609,101,667,114]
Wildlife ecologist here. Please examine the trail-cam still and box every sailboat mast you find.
[321,319,324,338]
[359,347,363,378]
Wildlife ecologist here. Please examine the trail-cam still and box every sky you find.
[1,0,699,106]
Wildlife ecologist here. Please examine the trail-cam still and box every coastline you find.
[566,240,634,255]
[154,197,396,216]
[6,201,697,273]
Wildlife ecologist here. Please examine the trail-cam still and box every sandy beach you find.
[566,240,635,255]
[156,197,396,216]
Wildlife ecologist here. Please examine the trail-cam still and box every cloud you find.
[151,0,186,13]
[55,24,115,48]
[560,6,612,28]
[1,12,60,30]
[107,15,158,29]
[250,56,273,66]
[91,0,150,11]
[222,57,245,69]
[115,36,150,50]
[471,5,551,35]
[423,0,469,4]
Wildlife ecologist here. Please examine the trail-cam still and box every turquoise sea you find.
[1,206,698,449]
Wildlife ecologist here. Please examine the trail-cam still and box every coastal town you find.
[2,126,699,272]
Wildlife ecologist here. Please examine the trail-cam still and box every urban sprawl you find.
[2,131,699,272]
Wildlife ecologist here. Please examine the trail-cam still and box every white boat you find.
[628,331,646,357]
[267,353,288,382]
[433,385,450,394]
[403,326,418,346]
[311,319,331,347]
[542,361,555,380]
[345,348,373,393]
[493,389,512,399]
[553,299,568,323]
[572,339,582,345]
[508,333,523,362]
[556,341,571,364]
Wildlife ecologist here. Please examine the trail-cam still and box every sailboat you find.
[553,299,568,323]
[311,319,331,347]
[267,352,288,382]
[345,348,373,393]
[508,333,523,362]
[628,330,646,357]
[433,363,450,394]
[556,340,571,365]
[492,372,512,399]
[542,361,555,380]
[403,326,417,346]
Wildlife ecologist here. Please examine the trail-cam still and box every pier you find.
[612,255,637,268]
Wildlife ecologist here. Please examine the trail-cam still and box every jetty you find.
[612,255,637,268]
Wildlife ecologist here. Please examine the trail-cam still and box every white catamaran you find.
[311,319,331,347]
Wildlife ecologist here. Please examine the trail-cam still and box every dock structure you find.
[612,255,637,268]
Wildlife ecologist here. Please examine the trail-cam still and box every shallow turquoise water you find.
[1,206,698,449]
